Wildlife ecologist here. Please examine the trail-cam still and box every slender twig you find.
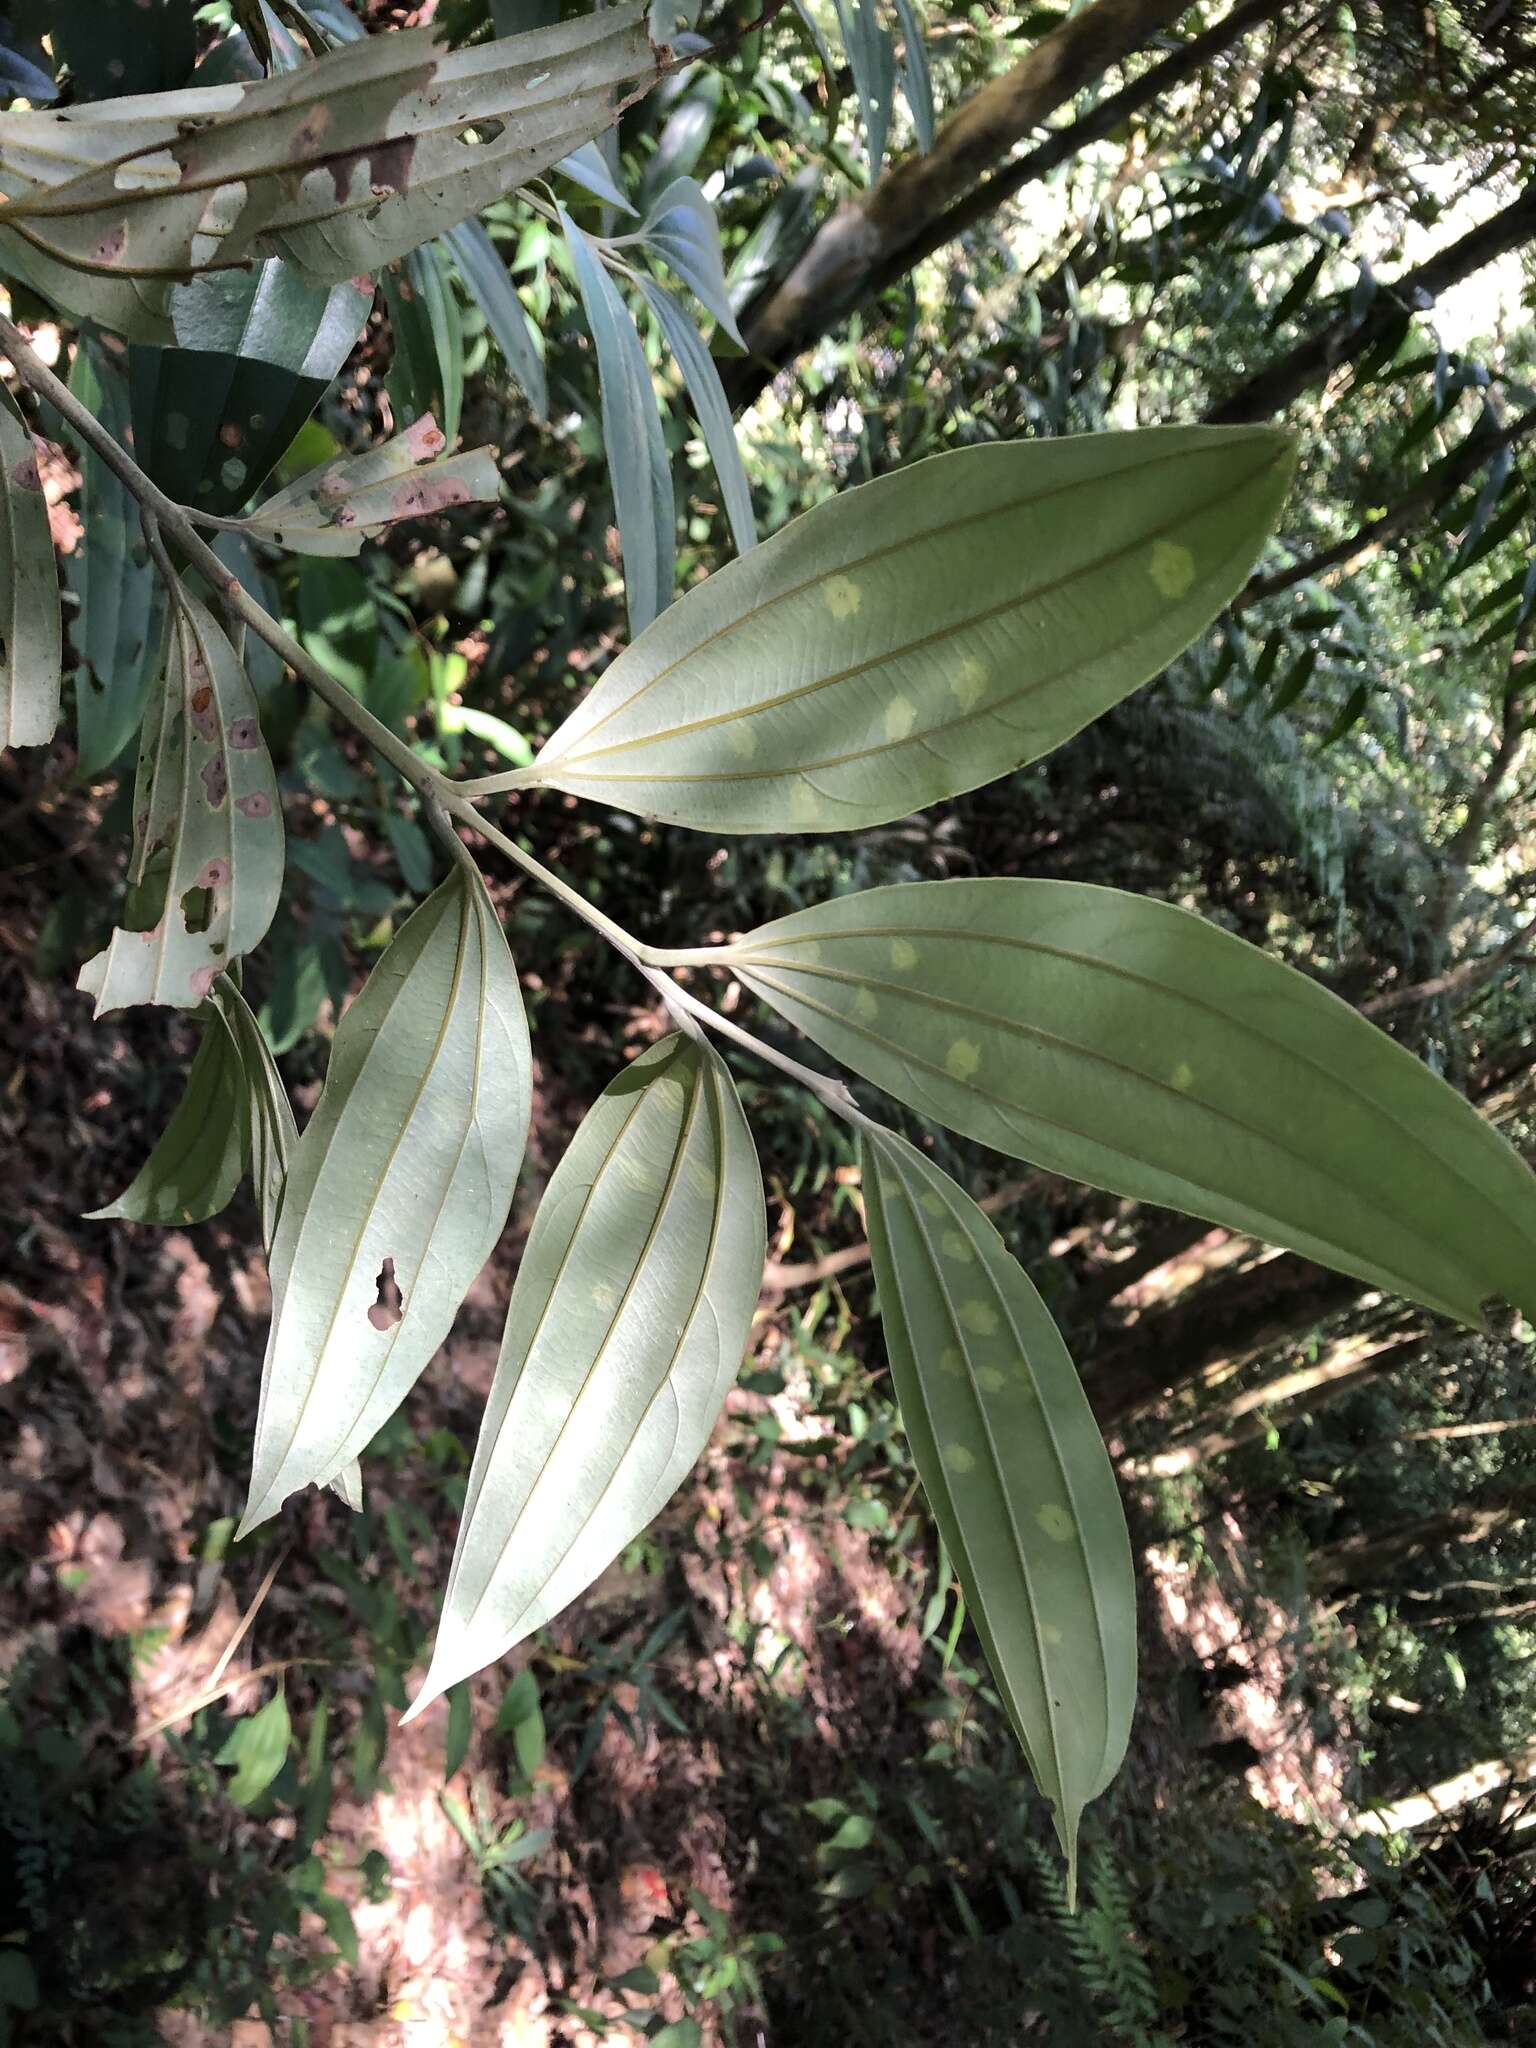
[0,309,870,1124]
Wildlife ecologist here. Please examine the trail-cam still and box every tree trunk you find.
[1207,184,1536,424]
[729,0,1195,401]
[1087,1251,1362,1425]
[1310,1488,1536,1594]
[1125,1327,1425,1477]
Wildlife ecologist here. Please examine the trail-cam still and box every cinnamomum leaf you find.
[240,861,531,1533]
[732,878,1536,1328]
[511,428,1294,833]
[861,1123,1134,1900]
[406,1031,764,1715]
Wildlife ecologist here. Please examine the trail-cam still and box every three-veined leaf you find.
[405,1030,764,1716]
[498,429,1294,832]
[861,1124,1134,1899]
[729,878,1536,1327]
[240,860,531,1533]
[79,585,283,1015]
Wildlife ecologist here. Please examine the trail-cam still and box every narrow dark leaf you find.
[561,205,675,634]
[637,277,756,555]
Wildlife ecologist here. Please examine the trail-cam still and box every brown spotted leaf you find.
[78,585,283,1015]
[243,414,501,557]
[0,4,659,341]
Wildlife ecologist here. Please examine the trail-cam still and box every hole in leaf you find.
[180,886,213,934]
[367,1258,403,1332]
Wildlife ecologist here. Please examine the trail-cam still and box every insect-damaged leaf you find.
[79,587,283,1015]
[0,381,61,750]
[0,1,660,342]
[405,1031,764,1716]
[240,861,532,1533]
[860,1125,1134,1897]
[244,413,500,556]
[731,879,1536,1329]
[506,428,1294,833]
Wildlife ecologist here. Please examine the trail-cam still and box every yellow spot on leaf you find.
[1149,539,1196,599]
[943,1443,976,1475]
[1036,1503,1073,1542]
[920,1189,945,1218]
[885,695,916,741]
[592,1281,618,1313]
[727,722,757,760]
[854,987,879,1022]
[945,1039,980,1081]
[890,937,918,970]
[960,1299,998,1337]
[823,574,862,619]
[941,1230,974,1264]
[1171,1060,1195,1091]
[1042,1622,1064,1646]
[952,656,989,710]
[790,781,818,823]
[940,1346,963,1377]
[977,1365,1005,1393]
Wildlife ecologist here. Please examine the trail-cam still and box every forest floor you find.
[0,786,1352,2047]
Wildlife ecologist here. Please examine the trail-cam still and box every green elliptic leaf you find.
[64,334,168,778]
[731,879,1536,1329]
[129,262,373,515]
[0,382,61,750]
[637,276,755,556]
[0,2,660,340]
[240,861,532,1534]
[443,219,548,419]
[82,969,296,1235]
[79,586,283,1016]
[507,428,1295,833]
[405,1030,765,1717]
[556,139,636,214]
[561,205,675,635]
[861,1124,1132,1896]
[216,1689,292,1806]
[85,1006,248,1227]
[245,413,501,557]
[833,0,896,175]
